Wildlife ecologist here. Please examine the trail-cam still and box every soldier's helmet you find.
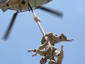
[59,34,67,41]
[41,32,57,44]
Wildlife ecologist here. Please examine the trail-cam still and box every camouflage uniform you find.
[48,45,64,64]
[28,45,60,64]
[28,33,73,64]
[39,32,73,50]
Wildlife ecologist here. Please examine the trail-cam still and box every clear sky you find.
[0,0,85,64]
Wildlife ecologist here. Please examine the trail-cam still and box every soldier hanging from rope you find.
[28,32,73,57]
[28,45,64,64]
[39,32,73,50]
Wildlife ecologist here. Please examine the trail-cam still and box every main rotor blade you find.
[36,6,63,17]
[3,11,18,40]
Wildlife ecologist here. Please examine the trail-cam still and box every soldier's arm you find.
[28,49,37,52]
[28,49,46,56]
[36,50,46,56]
[32,50,46,56]
[28,49,38,56]
[38,42,48,50]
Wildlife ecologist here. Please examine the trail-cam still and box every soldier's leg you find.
[28,49,46,56]
[65,39,74,42]
[56,45,64,64]
[60,34,74,42]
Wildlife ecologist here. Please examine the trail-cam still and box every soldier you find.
[28,45,63,64]
[41,32,73,45]
[39,32,73,50]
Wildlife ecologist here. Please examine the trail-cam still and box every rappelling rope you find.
[32,10,52,47]
[28,2,52,47]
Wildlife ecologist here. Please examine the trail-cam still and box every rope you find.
[32,10,52,47]
[28,2,52,47]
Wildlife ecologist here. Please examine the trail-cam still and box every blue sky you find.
[0,0,85,64]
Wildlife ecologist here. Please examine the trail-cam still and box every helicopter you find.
[0,0,63,40]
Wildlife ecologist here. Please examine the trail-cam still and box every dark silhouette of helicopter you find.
[0,0,63,40]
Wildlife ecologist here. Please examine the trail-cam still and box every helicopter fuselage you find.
[0,0,52,12]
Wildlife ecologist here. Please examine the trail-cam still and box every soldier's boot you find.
[40,58,47,64]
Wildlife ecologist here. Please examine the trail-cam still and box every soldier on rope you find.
[28,45,64,64]
[39,32,73,50]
